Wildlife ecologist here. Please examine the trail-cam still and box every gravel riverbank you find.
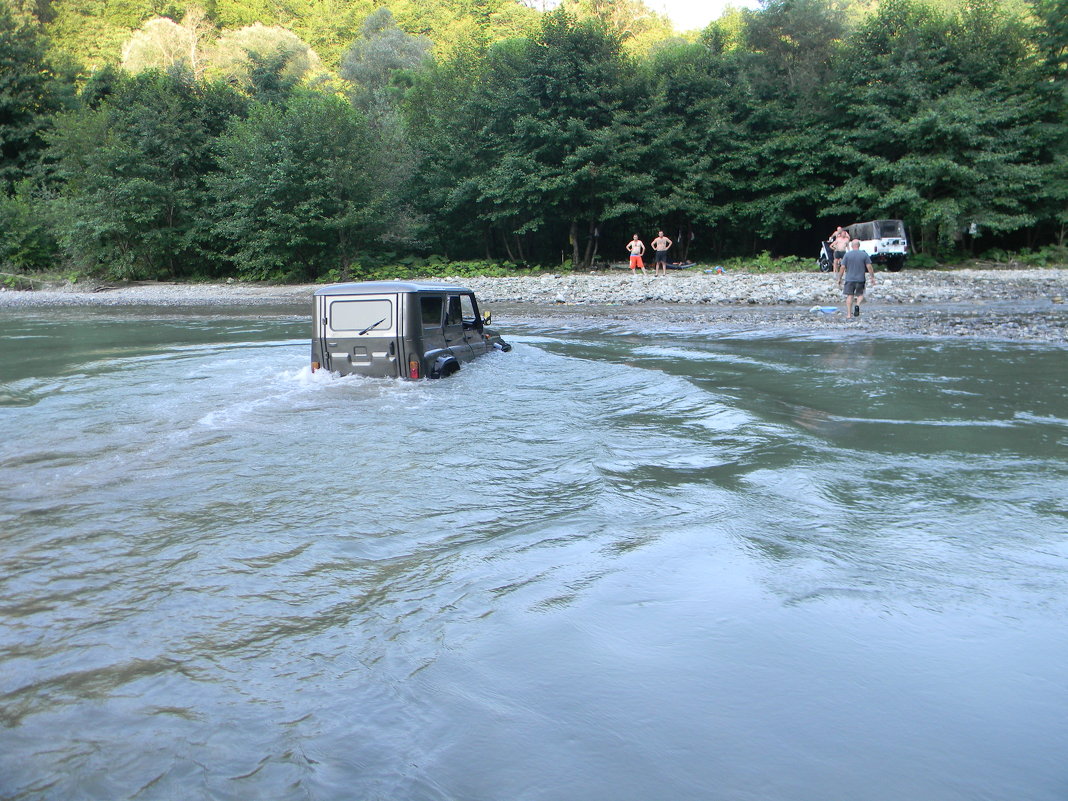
[2,269,1066,342]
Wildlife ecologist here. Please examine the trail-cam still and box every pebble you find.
[1,269,1065,343]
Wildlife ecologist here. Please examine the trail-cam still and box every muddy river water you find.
[1,306,1066,800]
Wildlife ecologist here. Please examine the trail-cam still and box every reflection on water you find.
[1,308,1067,800]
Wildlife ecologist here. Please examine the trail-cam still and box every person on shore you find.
[837,239,876,319]
[829,226,851,273]
[651,231,673,276]
[627,234,646,275]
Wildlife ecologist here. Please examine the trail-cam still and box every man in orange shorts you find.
[626,234,646,275]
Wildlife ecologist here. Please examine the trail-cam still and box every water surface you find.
[1,306,1066,801]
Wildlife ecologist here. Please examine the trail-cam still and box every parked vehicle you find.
[817,219,909,272]
[311,281,511,379]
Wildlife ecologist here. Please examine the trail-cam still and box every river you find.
[1,305,1066,801]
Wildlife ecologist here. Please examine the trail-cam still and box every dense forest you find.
[1,0,1066,281]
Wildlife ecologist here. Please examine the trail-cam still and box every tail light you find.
[408,359,420,379]
[311,361,320,372]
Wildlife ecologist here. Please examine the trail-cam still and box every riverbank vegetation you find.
[1,0,1066,282]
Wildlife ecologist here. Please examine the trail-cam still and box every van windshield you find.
[460,294,479,326]
[329,298,393,332]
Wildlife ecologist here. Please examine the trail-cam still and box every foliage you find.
[46,70,247,279]
[981,245,1068,267]
[340,8,431,101]
[0,4,73,188]
[121,8,214,77]
[828,0,1050,255]
[206,23,324,95]
[208,91,383,281]
[0,181,59,270]
[3,0,1067,280]
[321,257,527,282]
[404,9,653,267]
[721,251,812,273]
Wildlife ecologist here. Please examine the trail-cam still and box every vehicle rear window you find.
[329,298,393,332]
[874,220,905,238]
[421,296,443,328]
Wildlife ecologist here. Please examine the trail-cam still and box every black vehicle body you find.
[311,281,510,379]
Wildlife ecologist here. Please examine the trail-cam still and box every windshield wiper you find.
[358,318,387,336]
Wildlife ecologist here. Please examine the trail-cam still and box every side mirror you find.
[482,311,492,325]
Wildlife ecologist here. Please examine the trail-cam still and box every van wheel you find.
[431,356,460,379]
[886,257,905,272]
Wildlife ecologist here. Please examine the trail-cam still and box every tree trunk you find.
[579,220,602,269]
[570,219,581,267]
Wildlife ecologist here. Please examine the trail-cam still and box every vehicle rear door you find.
[324,293,401,377]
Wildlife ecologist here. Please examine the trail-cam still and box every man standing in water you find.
[627,234,646,275]
[651,230,673,276]
[837,239,876,319]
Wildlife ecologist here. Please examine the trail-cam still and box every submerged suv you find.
[818,219,909,272]
[311,281,511,379]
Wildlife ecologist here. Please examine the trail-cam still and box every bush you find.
[987,246,1068,267]
[721,251,810,273]
[0,182,58,271]
[908,253,939,269]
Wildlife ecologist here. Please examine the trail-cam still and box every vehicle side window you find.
[446,295,463,327]
[460,294,480,327]
[421,296,443,328]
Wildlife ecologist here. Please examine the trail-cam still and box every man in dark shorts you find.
[828,227,851,273]
[651,230,673,276]
[836,239,876,319]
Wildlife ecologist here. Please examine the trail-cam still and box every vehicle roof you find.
[314,281,473,296]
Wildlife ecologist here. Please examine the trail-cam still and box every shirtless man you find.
[651,231,673,276]
[627,234,646,275]
[828,226,851,273]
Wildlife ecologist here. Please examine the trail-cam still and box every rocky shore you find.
[2,268,1066,342]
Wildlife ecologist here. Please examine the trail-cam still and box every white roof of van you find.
[314,281,472,296]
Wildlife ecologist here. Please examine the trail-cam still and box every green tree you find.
[401,45,488,257]
[0,4,72,189]
[640,40,745,258]
[0,180,58,271]
[205,23,324,95]
[719,0,844,248]
[470,9,651,265]
[120,7,213,78]
[831,0,1049,254]
[1029,0,1068,245]
[208,92,383,280]
[47,69,246,278]
[43,0,161,68]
